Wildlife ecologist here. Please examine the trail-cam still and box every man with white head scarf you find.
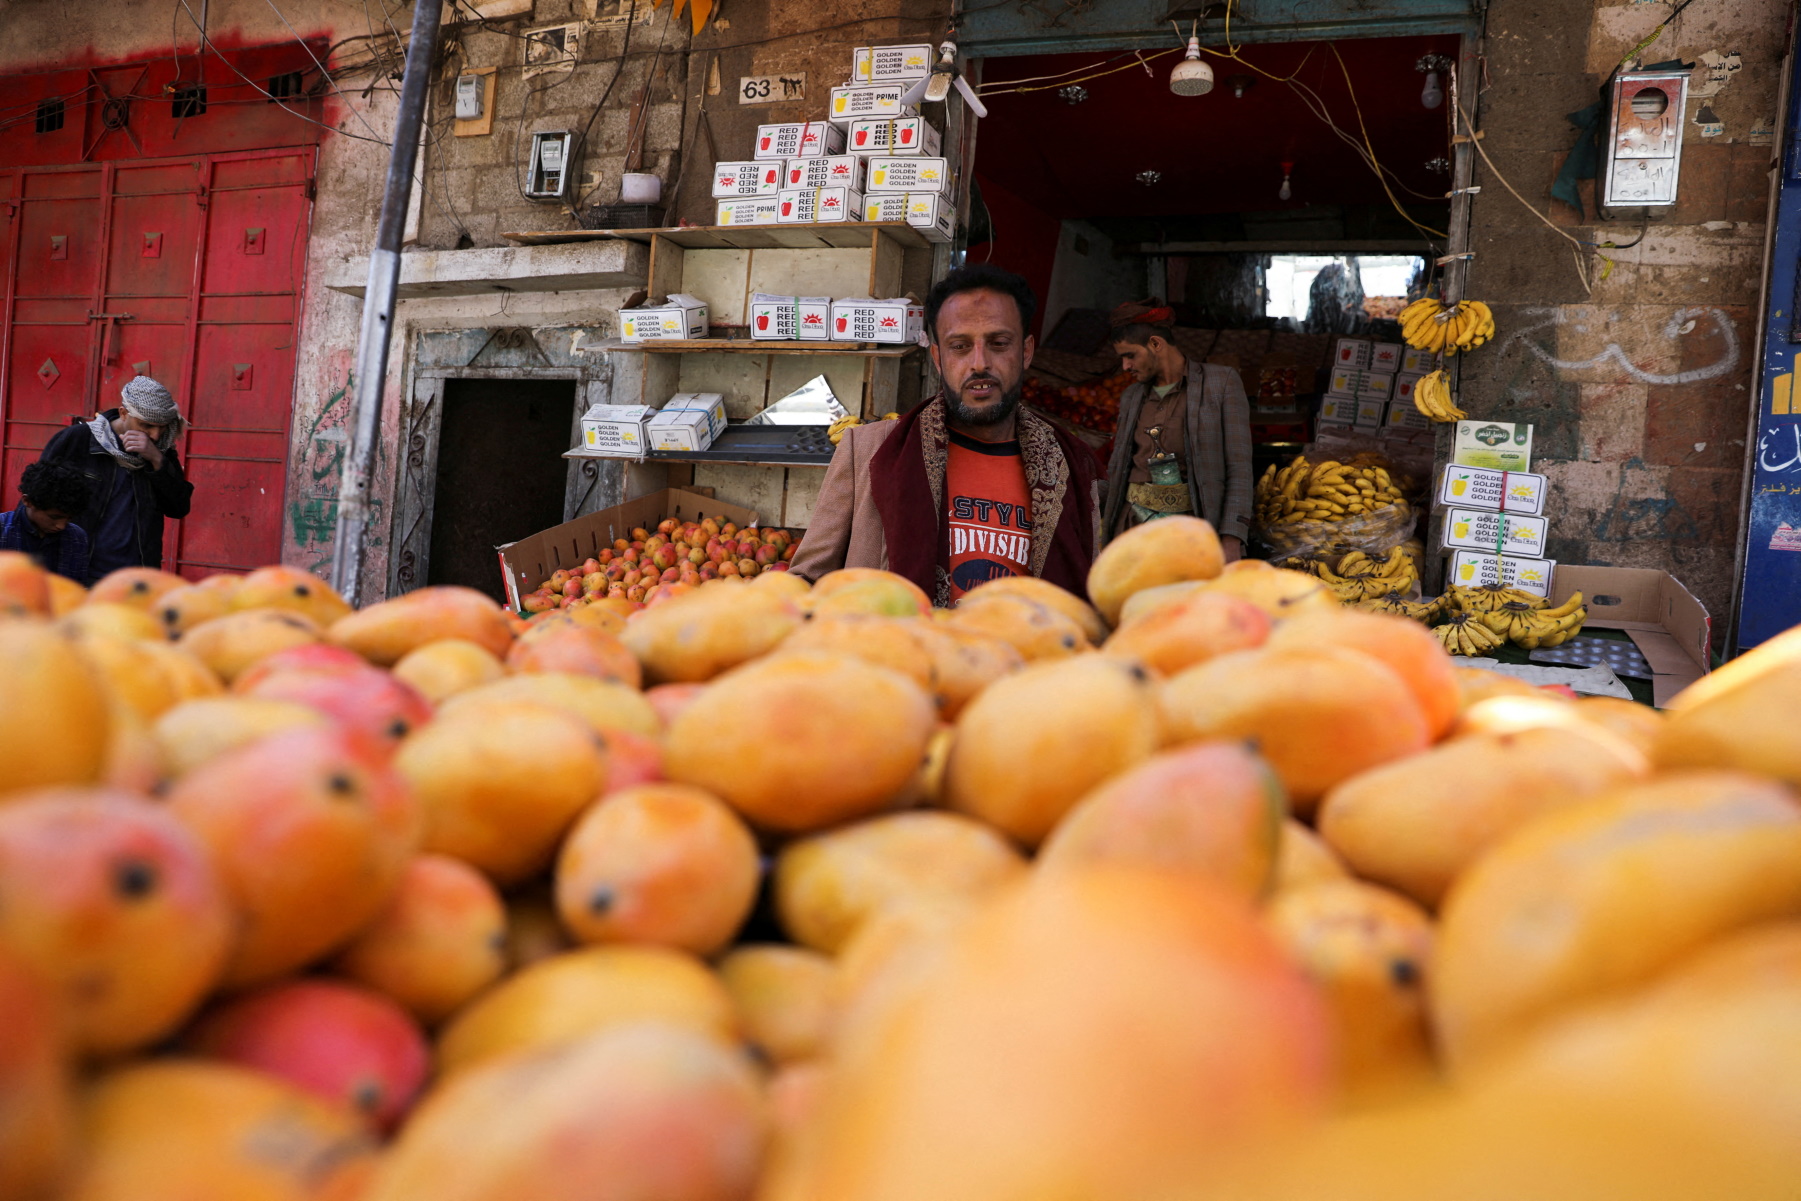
[38,375,195,581]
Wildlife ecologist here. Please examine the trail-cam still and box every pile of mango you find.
[2,525,1800,1201]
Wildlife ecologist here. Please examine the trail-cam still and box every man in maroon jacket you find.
[789,263,1102,605]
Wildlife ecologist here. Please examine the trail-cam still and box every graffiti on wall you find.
[289,363,384,573]
[1502,306,1741,385]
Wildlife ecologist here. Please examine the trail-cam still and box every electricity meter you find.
[526,130,575,200]
[455,73,485,120]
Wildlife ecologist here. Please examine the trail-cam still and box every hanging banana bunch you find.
[827,415,862,445]
[1411,369,1466,424]
[1398,297,1497,356]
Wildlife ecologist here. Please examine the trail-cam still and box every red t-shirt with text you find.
[945,429,1033,600]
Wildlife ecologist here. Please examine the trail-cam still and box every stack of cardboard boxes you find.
[1435,420,1555,598]
[1318,337,1427,431]
[709,43,955,243]
[579,393,730,459]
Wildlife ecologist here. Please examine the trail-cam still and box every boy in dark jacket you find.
[39,376,194,580]
[0,460,93,584]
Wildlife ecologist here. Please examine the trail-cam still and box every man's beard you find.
[944,373,1023,428]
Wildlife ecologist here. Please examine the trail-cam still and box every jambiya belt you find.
[1125,482,1192,514]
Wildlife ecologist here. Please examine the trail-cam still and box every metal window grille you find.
[34,97,64,133]
[267,72,304,102]
[172,85,208,119]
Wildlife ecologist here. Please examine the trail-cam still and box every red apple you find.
[756,314,770,331]
[660,566,681,584]
[837,316,848,332]
[900,127,914,144]
[781,200,793,216]
[855,130,868,146]
[185,978,429,1134]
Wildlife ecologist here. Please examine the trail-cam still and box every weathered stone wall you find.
[1463,0,1787,638]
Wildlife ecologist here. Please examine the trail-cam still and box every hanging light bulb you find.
[1416,55,1450,110]
[1169,22,1214,96]
[1420,70,1443,109]
[1278,160,1293,201]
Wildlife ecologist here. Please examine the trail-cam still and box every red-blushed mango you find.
[46,572,87,617]
[87,567,187,612]
[1266,878,1437,1103]
[98,706,165,795]
[230,565,353,629]
[1037,741,1286,899]
[179,609,323,684]
[59,601,164,643]
[1160,645,1431,816]
[152,696,331,778]
[1318,724,1649,908]
[939,591,1090,662]
[555,784,760,957]
[62,1060,377,1201]
[1086,514,1225,627]
[1431,771,1801,1074]
[435,945,737,1077]
[1272,818,1350,893]
[391,638,506,704]
[961,575,1108,644]
[333,854,509,1026]
[506,623,642,688]
[0,621,110,798]
[395,701,607,886]
[238,663,434,756]
[666,652,935,834]
[807,568,930,616]
[765,869,1333,1201]
[0,943,73,1201]
[1653,626,1801,786]
[329,585,515,666]
[167,727,423,988]
[1269,608,1462,741]
[230,643,370,692]
[0,789,232,1056]
[153,582,232,637]
[442,672,660,740]
[1102,588,1272,676]
[944,655,1162,847]
[622,586,801,684]
[184,978,431,1134]
[718,944,839,1066]
[0,550,51,616]
[365,1023,766,1201]
[773,811,1027,954]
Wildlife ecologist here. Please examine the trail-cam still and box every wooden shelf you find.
[564,423,839,468]
[503,222,930,251]
[604,338,922,357]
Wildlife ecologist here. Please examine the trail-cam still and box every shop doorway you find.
[426,378,577,601]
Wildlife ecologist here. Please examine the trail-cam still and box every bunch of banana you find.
[1311,546,1420,602]
[827,414,863,445]
[1412,370,1466,424]
[1480,592,1588,648]
[1398,297,1497,355]
[1358,590,1445,624]
[1254,455,1411,528]
[1448,583,1545,614]
[1433,611,1505,656]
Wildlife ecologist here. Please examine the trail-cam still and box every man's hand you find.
[121,430,164,469]
[1221,534,1243,563]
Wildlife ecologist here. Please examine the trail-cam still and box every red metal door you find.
[1,149,313,578]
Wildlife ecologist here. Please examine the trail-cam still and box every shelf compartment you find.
[563,424,839,468]
[603,338,922,357]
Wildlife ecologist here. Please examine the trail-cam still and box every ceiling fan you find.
[900,40,989,119]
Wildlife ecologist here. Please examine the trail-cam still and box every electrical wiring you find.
[977,48,1171,93]
[254,0,389,143]
[979,48,1180,96]
[1453,91,1600,294]
[560,0,641,210]
[1326,44,1447,241]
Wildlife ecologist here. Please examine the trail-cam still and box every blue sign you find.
[1737,54,1801,650]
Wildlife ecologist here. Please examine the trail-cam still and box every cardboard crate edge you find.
[495,488,760,610]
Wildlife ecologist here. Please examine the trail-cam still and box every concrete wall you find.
[1462,0,1787,639]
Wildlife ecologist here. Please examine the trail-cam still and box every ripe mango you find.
[1161,645,1430,816]
[391,638,507,704]
[961,575,1107,644]
[1102,588,1271,677]
[622,585,802,684]
[1317,725,1648,908]
[0,621,110,799]
[940,591,1090,662]
[944,655,1162,847]
[1037,741,1285,899]
[666,652,935,834]
[230,564,353,629]
[1653,626,1801,786]
[774,810,1026,953]
[1432,770,1801,1072]
[329,585,515,666]
[1269,609,1462,741]
[718,944,839,1065]
[179,609,324,684]
[1086,514,1224,627]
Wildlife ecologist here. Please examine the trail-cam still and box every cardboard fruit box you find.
[1546,566,1711,706]
[496,489,760,611]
